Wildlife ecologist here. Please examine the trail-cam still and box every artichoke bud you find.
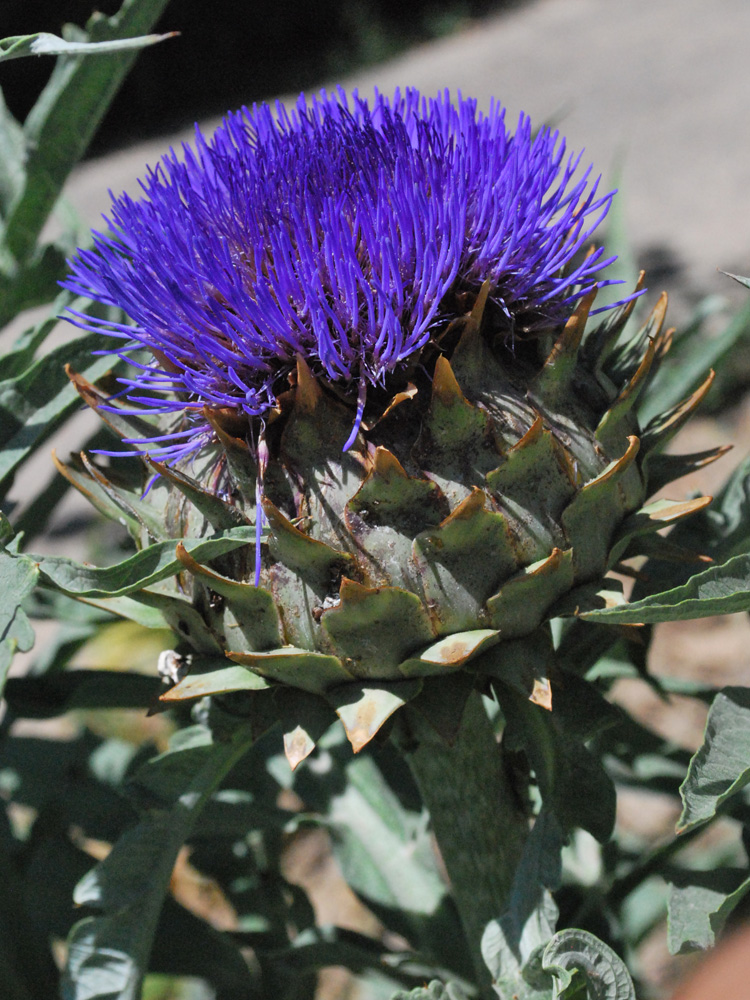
[59,90,718,764]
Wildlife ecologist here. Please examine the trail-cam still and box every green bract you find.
[61,277,716,764]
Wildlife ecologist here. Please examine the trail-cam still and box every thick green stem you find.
[397,690,528,993]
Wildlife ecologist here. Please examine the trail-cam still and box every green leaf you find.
[502,810,565,951]
[724,271,750,290]
[0,510,13,545]
[150,461,250,531]
[11,463,72,542]
[0,30,175,63]
[322,580,434,677]
[0,242,74,327]
[34,525,255,598]
[0,89,25,218]
[651,453,750,571]
[263,925,401,979]
[0,332,115,494]
[541,929,635,1000]
[11,590,116,680]
[0,289,76,377]
[482,818,632,1000]
[397,629,500,677]
[73,593,170,631]
[626,452,750,605]
[3,670,161,718]
[0,549,38,691]
[147,897,258,999]
[480,808,565,1000]
[582,551,750,624]
[667,868,750,954]
[228,647,353,695]
[639,296,750,425]
[326,753,446,916]
[305,746,464,972]
[482,878,559,999]
[701,454,750,560]
[2,0,173,265]
[678,687,750,832]
[61,723,254,1000]
[497,684,616,842]
[80,590,223,654]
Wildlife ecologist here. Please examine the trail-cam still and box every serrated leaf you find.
[628,452,750,603]
[669,458,750,568]
[697,454,750,560]
[34,525,254,599]
[667,867,750,954]
[582,551,750,624]
[61,723,254,1000]
[677,687,750,832]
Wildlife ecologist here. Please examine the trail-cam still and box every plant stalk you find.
[396,689,528,994]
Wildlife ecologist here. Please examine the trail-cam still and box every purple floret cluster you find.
[64,87,619,459]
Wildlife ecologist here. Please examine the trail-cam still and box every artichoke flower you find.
[60,89,717,765]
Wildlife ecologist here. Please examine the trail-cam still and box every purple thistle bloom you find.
[63,87,622,460]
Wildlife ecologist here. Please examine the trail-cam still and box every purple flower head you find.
[64,87,622,460]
